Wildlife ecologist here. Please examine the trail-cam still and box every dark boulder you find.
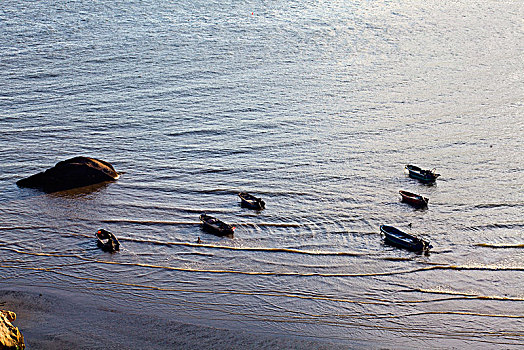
[16,157,119,193]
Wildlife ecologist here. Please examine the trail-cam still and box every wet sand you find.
[1,289,351,350]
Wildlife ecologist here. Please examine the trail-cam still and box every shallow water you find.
[1,0,523,348]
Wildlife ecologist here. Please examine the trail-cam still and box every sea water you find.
[1,0,522,348]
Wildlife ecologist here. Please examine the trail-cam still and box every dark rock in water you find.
[0,310,25,349]
[16,156,119,193]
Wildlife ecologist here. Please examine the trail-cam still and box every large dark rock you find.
[16,157,119,193]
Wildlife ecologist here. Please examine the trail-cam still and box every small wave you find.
[474,203,522,209]
[199,168,235,174]
[0,226,51,231]
[100,204,205,214]
[423,265,524,272]
[101,219,301,228]
[24,72,61,80]
[5,246,523,278]
[1,267,391,308]
[475,243,524,249]
[238,222,301,228]
[405,287,524,302]
[382,257,413,262]
[176,251,215,257]
[101,219,198,226]
[118,238,366,256]
[402,311,524,319]
[0,248,421,277]
[464,222,524,231]
[167,128,228,138]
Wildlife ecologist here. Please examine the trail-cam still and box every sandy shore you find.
[1,289,350,350]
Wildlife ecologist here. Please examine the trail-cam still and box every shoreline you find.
[0,289,351,350]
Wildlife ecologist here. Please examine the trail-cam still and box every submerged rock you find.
[0,310,25,349]
[16,156,119,193]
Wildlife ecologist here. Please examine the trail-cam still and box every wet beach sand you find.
[1,289,351,350]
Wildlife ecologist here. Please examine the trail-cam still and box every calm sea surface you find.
[1,0,523,348]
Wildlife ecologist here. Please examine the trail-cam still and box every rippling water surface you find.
[1,0,523,348]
